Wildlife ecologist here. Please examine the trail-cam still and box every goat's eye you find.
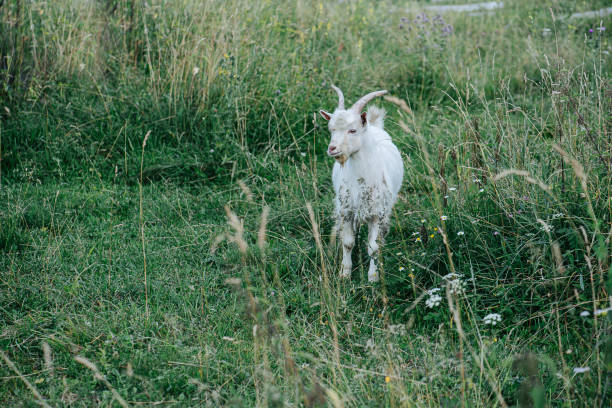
[348,129,357,134]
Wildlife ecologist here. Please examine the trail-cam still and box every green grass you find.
[1,0,611,406]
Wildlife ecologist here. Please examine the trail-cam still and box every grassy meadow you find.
[1,0,611,406]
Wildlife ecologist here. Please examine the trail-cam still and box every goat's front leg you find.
[367,219,382,282]
[340,219,355,278]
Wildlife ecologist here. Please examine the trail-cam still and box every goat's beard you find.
[334,153,347,165]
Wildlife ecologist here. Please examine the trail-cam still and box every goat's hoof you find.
[368,271,380,283]
[340,267,351,278]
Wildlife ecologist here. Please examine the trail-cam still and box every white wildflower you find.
[457,231,464,236]
[441,215,448,221]
[473,178,481,183]
[579,311,590,317]
[479,188,485,193]
[443,273,463,280]
[447,279,466,295]
[594,307,612,316]
[427,287,441,295]
[552,213,564,219]
[421,219,426,223]
[425,294,442,308]
[449,187,457,191]
[540,223,553,233]
[573,367,590,374]
[192,66,200,75]
[398,266,405,271]
[300,152,306,157]
[483,313,502,326]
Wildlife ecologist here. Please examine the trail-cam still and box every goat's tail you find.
[367,105,386,128]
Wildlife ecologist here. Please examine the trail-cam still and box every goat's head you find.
[319,85,387,165]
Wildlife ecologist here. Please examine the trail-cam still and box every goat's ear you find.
[319,110,331,121]
[361,112,367,126]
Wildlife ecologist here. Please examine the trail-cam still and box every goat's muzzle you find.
[328,148,347,165]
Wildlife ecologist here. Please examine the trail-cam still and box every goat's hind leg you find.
[340,220,355,278]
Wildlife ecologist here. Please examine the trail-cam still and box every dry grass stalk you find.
[437,225,457,276]
[74,355,130,408]
[41,342,53,374]
[324,386,344,408]
[551,242,566,274]
[552,144,587,192]
[493,169,552,193]
[0,349,52,408]
[210,233,226,254]
[238,179,254,203]
[383,95,412,114]
[224,206,248,254]
[438,143,447,208]
[139,130,152,320]
[468,118,488,184]
[257,206,270,251]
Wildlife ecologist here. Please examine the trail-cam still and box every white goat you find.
[319,85,403,282]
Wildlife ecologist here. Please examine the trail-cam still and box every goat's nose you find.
[328,145,337,153]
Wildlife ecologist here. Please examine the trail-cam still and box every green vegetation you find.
[1,0,611,406]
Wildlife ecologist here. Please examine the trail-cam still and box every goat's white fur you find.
[320,85,403,282]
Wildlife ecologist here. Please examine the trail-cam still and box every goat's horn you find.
[350,90,388,113]
[331,84,345,110]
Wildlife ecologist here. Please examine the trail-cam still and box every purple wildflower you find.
[589,28,594,33]
[402,12,453,48]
